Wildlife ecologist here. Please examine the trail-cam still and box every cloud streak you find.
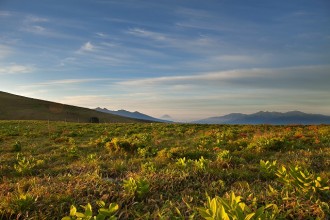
[117,65,330,91]
[0,64,34,75]
[19,78,115,89]
[0,45,13,59]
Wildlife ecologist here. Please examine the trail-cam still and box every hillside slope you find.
[0,91,147,123]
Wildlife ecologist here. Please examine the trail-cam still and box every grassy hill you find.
[0,91,147,123]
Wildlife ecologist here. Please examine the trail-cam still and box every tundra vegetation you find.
[0,121,329,219]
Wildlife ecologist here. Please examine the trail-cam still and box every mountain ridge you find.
[95,107,172,123]
[193,111,330,125]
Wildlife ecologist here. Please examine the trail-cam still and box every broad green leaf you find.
[84,203,93,216]
[244,213,255,220]
[210,199,217,214]
[197,208,212,218]
[220,206,230,220]
[70,205,77,216]
[96,214,106,220]
[75,212,85,218]
[99,208,111,216]
[254,206,265,218]
[108,203,119,213]
[97,200,105,208]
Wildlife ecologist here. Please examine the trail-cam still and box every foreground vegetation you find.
[0,121,329,219]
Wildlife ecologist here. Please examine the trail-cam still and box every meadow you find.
[0,121,329,219]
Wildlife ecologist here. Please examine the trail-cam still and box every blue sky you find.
[0,0,329,121]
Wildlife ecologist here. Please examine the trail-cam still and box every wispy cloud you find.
[21,15,49,34]
[117,65,330,90]
[127,28,167,41]
[126,27,219,55]
[95,32,108,38]
[19,78,113,89]
[213,55,257,63]
[175,7,257,34]
[18,14,80,39]
[0,64,34,75]
[24,15,49,23]
[73,40,140,66]
[0,45,13,59]
[0,11,12,17]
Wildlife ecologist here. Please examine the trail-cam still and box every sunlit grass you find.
[0,121,329,219]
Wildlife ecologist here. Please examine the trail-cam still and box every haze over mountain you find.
[0,91,148,123]
[193,111,330,125]
[161,114,173,120]
[95,108,171,123]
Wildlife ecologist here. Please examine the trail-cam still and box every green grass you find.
[0,121,329,219]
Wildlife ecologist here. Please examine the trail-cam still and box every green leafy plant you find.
[62,201,118,220]
[193,156,209,171]
[137,146,157,158]
[259,160,277,178]
[176,156,209,171]
[217,150,231,162]
[123,177,149,199]
[141,161,156,173]
[197,192,279,220]
[175,157,188,169]
[9,190,37,214]
[14,153,36,175]
[275,164,329,197]
[106,138,135,153]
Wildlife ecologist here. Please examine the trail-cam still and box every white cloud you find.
[82,42,95,51]
[0,64,34,74]
[78,41,96,53]
[127,28,167,41]
[96,32,108,38]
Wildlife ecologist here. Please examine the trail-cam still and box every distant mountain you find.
[160,114,173,120]
[0,91,148,123]
[95,107,172,123]
[193,111,330,125]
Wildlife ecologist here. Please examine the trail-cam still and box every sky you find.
[0,0,329,121]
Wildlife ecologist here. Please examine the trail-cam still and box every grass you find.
[0,120,329,219]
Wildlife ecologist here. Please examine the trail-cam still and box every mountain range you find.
[1,91,329,124]
[193,111,330,125]
[95,107,172,123]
